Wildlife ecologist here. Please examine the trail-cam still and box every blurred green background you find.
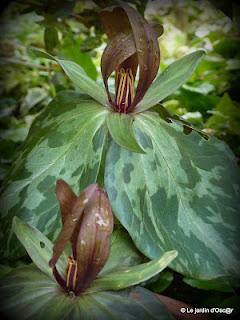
[0,0,240,310]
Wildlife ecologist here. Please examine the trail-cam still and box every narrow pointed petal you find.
[75,188,114,294]
[56,179,77,224]
[52,266,67,291]
[49,183,98,268]
[119,2,160,110]
[101,6,131,38]
[150,23,164,38]
[101,32,136,107]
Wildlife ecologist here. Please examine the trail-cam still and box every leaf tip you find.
[170,250,178,258]
[194,49,206,58]
[12,216,21,233]
[161,250,178,264]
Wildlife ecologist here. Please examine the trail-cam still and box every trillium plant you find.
[0,182,177,319]
[0,1,240,319]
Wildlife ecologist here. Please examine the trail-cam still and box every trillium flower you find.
[101,2,161,113]
[32,1,204,118]
[49,179,114,295]
[1,217,177,320]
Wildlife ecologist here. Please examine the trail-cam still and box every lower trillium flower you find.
[0,180,177,319]
[49,179,114,295]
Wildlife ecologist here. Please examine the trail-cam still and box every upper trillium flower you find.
[100,2,161,113]
[49,179,114,295]
[33,1,204,118]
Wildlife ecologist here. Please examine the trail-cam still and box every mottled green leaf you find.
[105,111,240,279]
[183,277,234,293]
[12,216,67,279]
[0,265,174,320]
[90,250,177,292]
[138,50,205,112]
[107,112,144,153]
[0,91,108,258]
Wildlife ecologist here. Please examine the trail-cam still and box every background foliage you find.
[0,0,240,314]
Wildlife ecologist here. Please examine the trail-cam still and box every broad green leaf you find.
[31,49,107,105]
[12,216,67,279]
[137,50,205,112]
[0,265,174,320]
[107,112,144,153]
[0,91,108,258]
[100,228,143,275]
[105,111,240,279]
[183,277,234,293]
[90,250,177,293]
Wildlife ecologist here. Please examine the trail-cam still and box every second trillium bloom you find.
[101,2,161,113]
[49,180,113,295]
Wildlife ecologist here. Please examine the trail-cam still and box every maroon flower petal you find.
[52,266,67,291]
[101,6,131,38]
[49,182,98,268]
[120,2,160,111]
[101,3,160,112]
[101,32,136,107]
[56,179,77,225]
[75,188,114,294]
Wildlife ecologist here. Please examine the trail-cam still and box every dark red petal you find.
[150,23,164,38]
[52,266,67,291]
[75,188,114,294]
[56,179,77,225]
[101,6,131,38]
[49,183,98,268]
[119,2,160,111]
[101,32,136,107]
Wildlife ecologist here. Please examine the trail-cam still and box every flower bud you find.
[49,179,113,295]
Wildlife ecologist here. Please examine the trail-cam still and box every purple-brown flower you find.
[49,179,113,295]
[101,2,162,113]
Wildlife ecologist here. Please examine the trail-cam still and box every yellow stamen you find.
[66,256,77,290]
[115,68,135,112]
